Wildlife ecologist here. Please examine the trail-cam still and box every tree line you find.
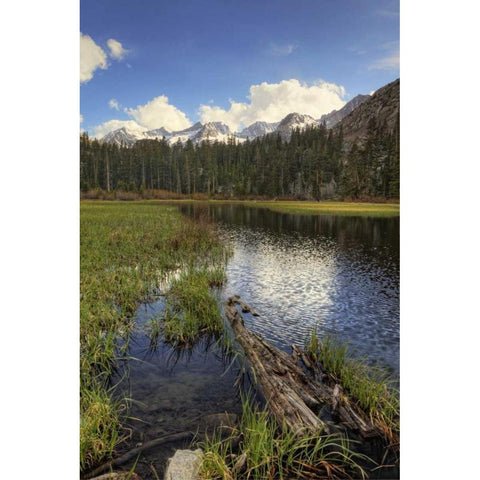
[80,116,399,200]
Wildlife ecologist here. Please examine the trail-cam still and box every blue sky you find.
[80,0,399,137]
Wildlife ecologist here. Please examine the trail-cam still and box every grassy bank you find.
[81,190,399,217]
[242,200,399,217]
[80,201,229,472]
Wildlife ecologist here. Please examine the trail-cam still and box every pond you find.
[183,203,399,373]
[117,203,399,478]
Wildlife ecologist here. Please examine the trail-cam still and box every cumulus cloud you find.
[107,39,128,60]
[91,120,147,139]
[198,79,346,131]
[80,33,108,83]
[125,95,192,131]
[109,99,120,110]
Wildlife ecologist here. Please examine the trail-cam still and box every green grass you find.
[305,332,400,443]
[163,269,226,347]
[80,383,128,472]
[244,201,399,217]
[80,201,230,472]
[126,199,399,217]
[199,395,369,480]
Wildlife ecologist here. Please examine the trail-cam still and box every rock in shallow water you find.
[200,412,238,436]
[164,449,203,480]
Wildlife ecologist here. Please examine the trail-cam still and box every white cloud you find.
[91,120,147,139]
[369,53,400,70]
[80,114,83,124]
[375,9,399,18]
[269,42,297,56]
[125,95,192,131]
[109,99,120,110]
[369,41,399,71]
[80,33,108,83]
[107,39,128,60]
[198,79,346,131]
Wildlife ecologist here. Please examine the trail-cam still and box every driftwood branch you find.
[82,432,193,479]
[225,296,380,439]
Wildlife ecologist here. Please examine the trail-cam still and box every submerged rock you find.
[200,412,238,436]
[164,449,203,480]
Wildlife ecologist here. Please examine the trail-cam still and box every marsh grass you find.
[163,270,226,347]
[305,332,399,443]
[245,201,399,217]
[80,383,129,472]
[80,201,230,471]
[200,395,369,480]
[140,199,399,217]
[146,317,162,349]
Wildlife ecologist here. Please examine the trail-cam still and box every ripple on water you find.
[203,208,400,374]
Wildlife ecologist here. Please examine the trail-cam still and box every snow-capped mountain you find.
[165,122,204,144]
[275,113,319,140]
[143,127,171,139]
[317,94,370,128]
[99,94,372,147]
[192,122,232,144]
[237,121,279,140]
[101,126,147,147]
[100,121,234,147]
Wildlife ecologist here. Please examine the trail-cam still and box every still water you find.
[183,203,399,373]
[118,204,399,477]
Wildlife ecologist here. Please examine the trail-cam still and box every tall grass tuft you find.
[164,270,225,347]
[80,383,128,472]
[305,333,399,443]
[200,395,369,479]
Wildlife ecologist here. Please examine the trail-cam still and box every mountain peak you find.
[276,112,318,140]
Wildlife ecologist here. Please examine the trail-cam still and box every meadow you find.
[80,201,229,471]
[80,200,399,478]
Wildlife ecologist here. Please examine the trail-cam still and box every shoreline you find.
[81,197,400,217]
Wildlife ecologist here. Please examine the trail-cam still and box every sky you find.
[80,0,399,137]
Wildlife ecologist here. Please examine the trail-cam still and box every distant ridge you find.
[99,79,398,147]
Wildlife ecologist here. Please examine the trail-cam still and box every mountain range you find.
[100,79,398,147]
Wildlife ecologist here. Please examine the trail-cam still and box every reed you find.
[305,332,400,442]
[200,395,369,479]
[163,270,226,347]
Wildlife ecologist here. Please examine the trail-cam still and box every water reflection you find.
[115,299,243,472]
[181,204,400,374]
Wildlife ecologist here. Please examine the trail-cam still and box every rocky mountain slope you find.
[318,94,370,128]
[334,79,399,143]
[237,121,279,139]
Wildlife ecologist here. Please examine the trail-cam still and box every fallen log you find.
[230,294,260,316]
[224,296,380,439]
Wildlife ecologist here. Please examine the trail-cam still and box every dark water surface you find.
[182,204,400,373]
[117,204,399,478]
